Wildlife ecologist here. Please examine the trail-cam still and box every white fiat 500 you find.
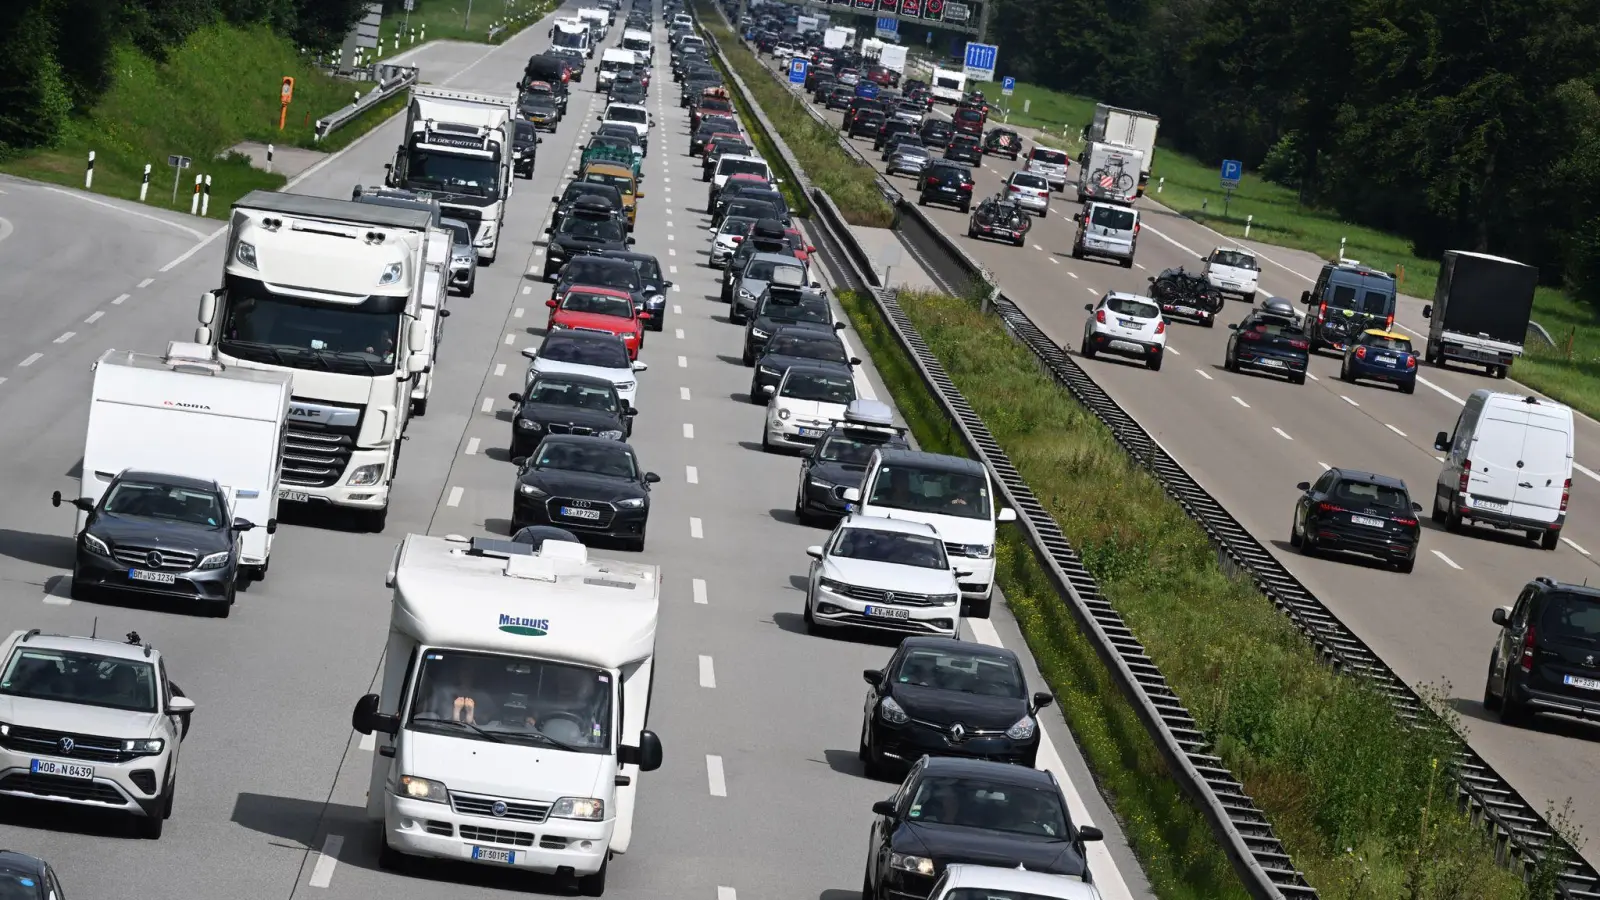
[763,363,857,452]
[1081,291,1167,370]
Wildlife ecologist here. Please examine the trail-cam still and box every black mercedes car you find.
[549,182,624,234]
[862,756,1103,900]
[1149,266,1224,328]
[510,435,660,551]
[795,412,912,525]
[542,199,634,280]
[744,282,841,364]
[1291,467,1422,573]
[508,371,633,457]
[750,324,859,402]
[599,249,673,331]
[511,120,541,179]
[53,469,264,616]
[860,637,1054,777]
[0,851,62,900]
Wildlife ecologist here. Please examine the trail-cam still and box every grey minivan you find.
[1070,201,1139,268]
[732,252,808,325]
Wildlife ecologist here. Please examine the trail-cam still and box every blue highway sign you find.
[875,16,898,34]
[1221,158,1243,188]
[788,57,809,84]
[962,41,998,81]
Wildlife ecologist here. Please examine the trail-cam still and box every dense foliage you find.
[0,0,368,157]
[990,0,1600,301]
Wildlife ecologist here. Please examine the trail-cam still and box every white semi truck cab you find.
[389,86,516,265]
[352,534,664,894]
[199,190,439,532]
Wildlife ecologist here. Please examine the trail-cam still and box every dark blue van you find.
[1300,261,1398,353]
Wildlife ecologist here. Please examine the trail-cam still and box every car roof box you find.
[844,399,894,428]
[752,218,786,239]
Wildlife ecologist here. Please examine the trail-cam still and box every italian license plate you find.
[1259,359,1285,368]
[561,506,602,520]
[471,846,516,864]
[129,569,177,584]
[278,488,310,503]
[1565,675,1600,691]
[1109,340,1141,352]
[31,759,93,779]
[1351,515,1386,528]
[797,427,823,437]
[864,605,910,620]
[1474,497,1507,511]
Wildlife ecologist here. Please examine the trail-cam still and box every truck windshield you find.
[219,277,403,376]
[408,650,614,754]
[406,150,499,197]
[623,38,649,51]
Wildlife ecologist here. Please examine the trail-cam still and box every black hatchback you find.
[944,133,982,164]
[1485,578,1600,726]
[1291,468,1423,572]
[918,162,974,212]
[920,118,954,148]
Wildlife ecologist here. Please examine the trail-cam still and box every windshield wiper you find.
[482,728,584,752]
[221,339,313,369]
[411,715,507,743]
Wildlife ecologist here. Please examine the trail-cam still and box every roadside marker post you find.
[190,175,202,215]
[139,164,151,202]
[84,151,95,190]
[201,175,212,217]
[266,144,275,173]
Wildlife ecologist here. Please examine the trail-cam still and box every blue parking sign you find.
[1001,76,1015,96]
[788,57,809,84]
[1220,158,1243,188]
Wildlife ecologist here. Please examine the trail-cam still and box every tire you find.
[1243,292,1256,304]
[1203,316,1216,328]
[1071,243,1084,260]
[1431,490,1447,524]
[1289,516,1303,548]
[1148,354,1162,371]
[622,532,646,552]
[1224,353,1237,372]
[1290,372,1306,385]
[1121,257,1133,268]
[1401,380,1416,394]
[762,430,773,453]
[362,505,389,534]
[411,397,428,417]
[749,383,764,404]
[1482,657,1503,711]
[963,596,991,619]
[1445,497,1463,533]
[461,279,475,298]
[578,859,609,896]
[961,203,970,213]
[742,346,755,366]
[857,718,870,762]
[861,868,879,900]
[1396,557,1415,574]
[1499,681,1530,726]
[1542,528,1561,551]
[1299,522,1317,555]
[1079,335,1095,359]
[135,805,165,839]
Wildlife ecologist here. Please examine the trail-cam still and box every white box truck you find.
[878,44,908,76]
[352,534,665,893]
[823,26,853,50]
[1084,104,1159,196]
[198,190,439,533]
[388,86,516,264]
[1077,140,1144,205]
[930,66,967,104]
[597,48,638,89]
[78,342,292,580]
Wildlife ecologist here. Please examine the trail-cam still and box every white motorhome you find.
[1083,104,1159,196]
[620,29,653,62]
[200,190,437,532]
[389,87,516,264]
[823,26,853,50]
[553,18,594,57]
[1076,140,1144,205]
[597,48,638,89]
[79,343,292,580]
[1433,391,1574,550]
[930,66,966,104]
[577,7,609,40]
[878,45,908,76]
[352,534,664,893]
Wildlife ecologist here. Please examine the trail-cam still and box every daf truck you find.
[1083,104,1159,196]
[352,534,665,893]
[198,190,438,532]
[1422,251,1539,378]
[387,86,516,265]
[1076,140,1144,205]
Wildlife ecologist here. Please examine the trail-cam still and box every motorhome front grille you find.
[546,423,596,436]
[112,546,199,572]
[450,792,551,823]
[545,497,617,528]
[834,584,940,606]
[1,726,130,763]
[282,422,359,488]
[458,826,536,847]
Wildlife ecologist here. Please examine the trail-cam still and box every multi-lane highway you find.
[0,8,1155,900]
[745,47,1600,860]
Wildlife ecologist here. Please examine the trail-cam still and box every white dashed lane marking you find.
[693,578,708,604]
[1232,395,1249,408]
[1432,550,1462,570]
[464,438,480,456]
[689,517,704,539]
[1273,427,1292,441]
[18,354,41,368]
[705,755,726,796]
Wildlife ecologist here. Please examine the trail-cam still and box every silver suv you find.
[0,629,194,838]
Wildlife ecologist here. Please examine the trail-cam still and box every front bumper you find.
[0,746,169,818]
[868,718,1036,768]
[809,582,959,636]
[74,545,235,602]
[512,494,648,540]
[1086,330,1164,363]
[278,447,393,511]
[385,793,610,875]
[765,414,832,450]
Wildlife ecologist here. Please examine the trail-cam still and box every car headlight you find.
[81,532,110,557]
[377,262,403,286]
[879,696,910,725]
[616,497,645,509]
[750,327,769,339]
[777,408,791,420]
[548,245,566,258]
[550,796,608,820]
[235,240,258,269]
[818,576,850,594]
[616,381,635,392]
[1005,715,1037,741]
[889,853,935,876]
[398,775,449,803]
[517,418,542,431]
[347,463,384,486]
[453,255,474,267]
[931,593,959,607]
[737,288,754,300]
[758,365,780,376]
[123,738,166,755]
[959,543,994,559]
[519,484,547,497]
[197,550,231,571]
[597,429,624,440]
[809,477,836,490]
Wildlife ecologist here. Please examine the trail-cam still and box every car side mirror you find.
[351,693,399,736]
[872,799,898,818]
[1300,290,1311,304]
[538,137,544,144]
[806,545,824,560]
[1079,826,1104,842]
[551,195,561,202]
[1227,323,1239,330]
[762,384,776,395]
[863,668,884,686]
[1296,481,1310,491]
[545,227,553,234]
[509,392,523,403]
[620,729,663,771]
[546,299,559,308]
[1411,501,1423,512]
[841,487,861,502]
[521,347,538,360]
[1421,304,1432,319]
[849,357,861,366]
[266,518,278,534]
[1073,213,1082,222]
[232,518,255,532]
[643,472,662,484]
[1434,431,1450,451]
[1032,691,1054,709]
[997,507,1017,523]
[169,694,196,716]
[1083,304,1093,312]
[1492,607,1510,627]
[626,237,637,244]
[633,361,649,372]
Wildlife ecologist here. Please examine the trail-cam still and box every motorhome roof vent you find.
[538,539,589,565]
[164,342,222,373]
[468,537,535,558]
[504,554,560,582]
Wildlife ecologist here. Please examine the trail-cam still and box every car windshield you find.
[564,291,634,318]
[1090,206,1137,230]
[584,171,634,193]
[782,369,855,403]
[747,260,801,282]
[868,464,991,519]
[607,107,647,124]
[1011,173,1047,189]
[907,776,1069,837]
[527,378,619,412]
[1361,334,1411,352]
[540,336,630,368]
[1031,149,1068,165]
[895,647,1025,697]
[103,480,224,526]
[625,258,663,284]
[521,98,555,113]
[720,216,756,238]
[1332,480,1411,510]
[945,892,1066,900]
[701,99,733,112]
[534,441,637,478]
[0,648,159,713]
[565,185,621,207]
[1540,593,1600,646]
[407,650,613,753]
[767,334,846,363]
[1212,250,1259,270]
[722,159,769,178]
[1105,296,1159,319]
[955,110,981,122]
[834,527,947,569]
[560,216,625,242]
[563,260,640,291]
[729,201,778,220]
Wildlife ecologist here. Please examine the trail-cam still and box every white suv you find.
[0,629,194,838]
[803,515,967,636]
[1081,291,1167,370]
[1200,247,1261,303]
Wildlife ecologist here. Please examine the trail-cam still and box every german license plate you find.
[279,488,310,503]
[1473,497,1507,511]
[1119,318,1140,328]
[1564,675,1600,691]
[1377,356,1396,366]
[1259,359,1285,368]
[561,506,602,520]
[1351,515,1385,528]
[864,605,910,620]
[471,846,516,864]
[797,427,823,437]
[129,569,177,584]
[31,759,93,779]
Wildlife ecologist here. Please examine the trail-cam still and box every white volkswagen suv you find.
[0,629,193,838]
[803,515,968,637]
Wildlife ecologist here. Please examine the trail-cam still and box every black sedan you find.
[1224,300,1309,384]
[944,134,983,164]
[1291,467,1423,573]
[862,757,1103,900]
[550,256,647,313]
[750,324,859,401]
[1148,266,1223,328]
[920,119,953,148]
[599,249,673,331]
[744,284,840,364]
[861,637,1053,776]
[510,435,660,551]
[511,120,541,179]
[53,469,263,616]
[508,371,633,457]
[541,202,634,279]
[549,182,624,234]
[795,415,913,525]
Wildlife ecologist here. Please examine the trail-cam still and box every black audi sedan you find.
[1291,467,1423,573]
[510,435,660,551]
[53,470,261,616]
[862,756,1103,900]
[509,372,633,457]
[860,637,1053,777]
[749,324,859,402]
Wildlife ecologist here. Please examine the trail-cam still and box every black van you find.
[521,54,572,113]
[1300,261,1398,353]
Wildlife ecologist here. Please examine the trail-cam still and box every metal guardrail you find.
[314,64,419,141]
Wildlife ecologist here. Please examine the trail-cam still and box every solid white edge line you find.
[36,186,209,241]
[308,833,344,888]
[1563,537,1590,555]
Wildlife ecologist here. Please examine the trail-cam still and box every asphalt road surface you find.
[0,10,1155,900]
[749,48,1600,862]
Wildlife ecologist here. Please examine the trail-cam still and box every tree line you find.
[0,0,370,158]
[989,0,1600,301]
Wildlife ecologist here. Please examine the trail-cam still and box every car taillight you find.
[1459,459,1471,493]
[1520,626,1537,672]
[1318,302,1327,321]
[1289,339,1309,350]
[960,182,973,190]
[1355,346,1367,359]
[1154,320,1165,334]
[1406,356,1417,368]
[1393,517,1418,526]
[1009,185,1021,192]
[1239,331,1263,341]
[1317,502,1345,513]
[1095,310,1106,324]
[1561,477,1572,513]
[927,177,939,186]
[1133,223,1141,234]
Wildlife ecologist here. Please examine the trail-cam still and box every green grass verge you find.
[837,285,1539,900]
[693,0,894,228]
[378,0,552,47]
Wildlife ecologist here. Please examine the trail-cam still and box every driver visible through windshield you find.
[406,151,499,196]
[104,480,225,527]
[906,775,1068,837]
[867,464,991,519]
[409,650,612,753]
[0,648,159,713]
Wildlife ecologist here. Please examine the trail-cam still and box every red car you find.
[784,228,817,266]
[953,106,986,136]
[701,130,743,157]
[866,65,899,88]
[546,286,648,359]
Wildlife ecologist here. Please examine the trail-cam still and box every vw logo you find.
[883,592,896,603]
[949,724,965,742]
[147,551,164,569]
[58,737,74,754]
[490,800,508,818]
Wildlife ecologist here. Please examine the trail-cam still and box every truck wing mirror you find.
[1434,431,1451,451]
[997,507,1017,522]
[862,668,883,686]
[1300,290,1311,304]
[351,693,399,736]
[405,353,428,375]
[1492,607,1510,627]
[620,730,663,771]
[266,519,278,534]
[195,326,213,345]
[198,291,217,326]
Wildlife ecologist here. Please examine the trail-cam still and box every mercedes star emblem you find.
[147,551,164,569]
[58,737,74,754]
[950,723,965,741]
[491,800,508,817]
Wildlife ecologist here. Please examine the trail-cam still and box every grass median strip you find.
[837,287,1538,899]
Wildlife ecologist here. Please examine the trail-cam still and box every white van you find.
[1432,390,1573,550]
[840,448,1016,616]
[930,66,966,104]
[597,48,638,88]
[352,534,664,893]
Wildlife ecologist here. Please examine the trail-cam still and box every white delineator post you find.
[84,151,95,189]
[201,175,212,216]
[266,144,275,173]
[1245,214,1253,238]
[139,163,151,202]
[190,175,203,215]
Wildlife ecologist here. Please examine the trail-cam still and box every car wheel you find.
[1224,353,1237,372]
[1080,335,1096,358]
[1202,316,1216,328]
[577,858,608,896]
[1445,497,1464,532]
[762,430,774,453]
[135,806,165,839]
[1396,557,1415,574]
[1148,354,1162,371]
[963,596,991,619]
[1299,522,1317,555]
[1289,515,1303,548]
[961,203,970,213]
[857,717,870,762]
[1290,372,1306,385]
[1243,292,1256,304]
[861,868,878,900]
[749,382,764,403]
[461,278,475,298]
[1482,656,1503,711]
[1401,380,1415,394]
[1071,243,1084,259]
[1499,680,1530,726]
[1542,528,1561,551]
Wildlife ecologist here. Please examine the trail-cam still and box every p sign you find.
[280,76,296,105]
[788,57,809,85]
[1220,158,1243,189]
[1001,76,1016,96]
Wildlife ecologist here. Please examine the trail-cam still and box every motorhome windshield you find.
[623,37,650,52]
[868,464,992,520]
[553,28,588,48]
[407,650,614,754]
[218,275,404,376]
[404,149,500,197]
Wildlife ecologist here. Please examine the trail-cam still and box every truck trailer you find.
[1422,251,1539,378]
[388,86,516,264]
[1083,104,1159,197]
